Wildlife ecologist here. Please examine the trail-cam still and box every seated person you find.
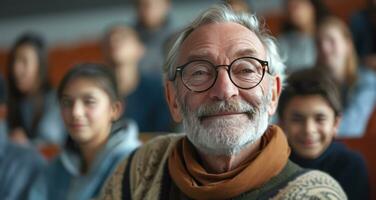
[6,32,66,147]
[98,5,346,199]
[28,64,140,200]
[0,131,46,200]
[224,0,251,13]
[133,0,176,76]
[350,0,376,71]
[103,25,173,132]
[278,68,370,200]
[277,0,328,73]
[316,16,376,137]
[0,72,46,200]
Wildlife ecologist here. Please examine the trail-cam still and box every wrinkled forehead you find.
[177,22,266,64]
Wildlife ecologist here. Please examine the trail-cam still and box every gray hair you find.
[164,4,286,85]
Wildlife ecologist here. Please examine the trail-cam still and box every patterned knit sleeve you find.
[95,159,128,200]
[272,170,347,200]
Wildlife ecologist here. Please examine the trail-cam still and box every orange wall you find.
[48,42,104,87]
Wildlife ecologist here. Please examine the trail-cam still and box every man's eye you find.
[240,68,255,74]
[192,70,209,76]
[233,63,257,74]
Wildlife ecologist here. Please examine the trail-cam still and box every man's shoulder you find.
[272,170,347,200]
[112,133,184,176]
[96,133,185,200]
[134,133,184,159]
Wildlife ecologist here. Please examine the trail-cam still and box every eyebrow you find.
[290,112,305,118]
[234,49,258,58]
[290,110,329,118]
[61,92,96,100]
[186,48,258,61]
[185,51,215,62]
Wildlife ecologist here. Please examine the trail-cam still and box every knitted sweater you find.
[98,134,347,200]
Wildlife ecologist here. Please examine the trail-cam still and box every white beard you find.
[179,96,270,156]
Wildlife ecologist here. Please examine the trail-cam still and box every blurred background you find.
[0,0,375,199]
[0,0,367,85]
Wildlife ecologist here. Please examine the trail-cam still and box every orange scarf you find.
[168,125,290,200]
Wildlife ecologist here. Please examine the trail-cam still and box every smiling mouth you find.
[70,123,86,129]
[199,112,247,121]
[301,139,318,147]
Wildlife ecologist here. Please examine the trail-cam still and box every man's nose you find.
[208,68,239,100]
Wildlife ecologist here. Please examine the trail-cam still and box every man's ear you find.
[268,75,282,116]
[165,81,183,122]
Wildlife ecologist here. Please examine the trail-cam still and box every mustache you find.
[195,99,259,120]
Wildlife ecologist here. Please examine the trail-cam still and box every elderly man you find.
[99,5,346,200]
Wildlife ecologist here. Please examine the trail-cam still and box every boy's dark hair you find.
[278,68,342,119]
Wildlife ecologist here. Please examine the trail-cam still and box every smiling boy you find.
[278,68,370,200]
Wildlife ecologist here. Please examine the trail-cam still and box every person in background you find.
[0,73,46,200]
[103,25,173,132]
[224,0,251,13]
[278,68,370,200]
[98,5,346,199]
[6,32,66,147]
[133,0,176,77]
[350,0,376,71]
[28,63,140,200]
[316,16,376,137]
[278,0,328,74]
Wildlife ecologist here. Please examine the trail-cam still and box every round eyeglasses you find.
[168,56,270,92]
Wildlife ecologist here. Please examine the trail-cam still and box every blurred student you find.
[278,0,328,73]
[278,68,370,200]
[133,0,176,76]
[0,126,46,200]
[6,32,66,146]
[103,25,172,132]
[28,64,140,200]
[224,0,251,13]
[0,73,46,200]
[350,0,376,71]
[316,16,376,137]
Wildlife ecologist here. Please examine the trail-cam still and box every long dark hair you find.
[57,63,121,153]
[6,32,51,138]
